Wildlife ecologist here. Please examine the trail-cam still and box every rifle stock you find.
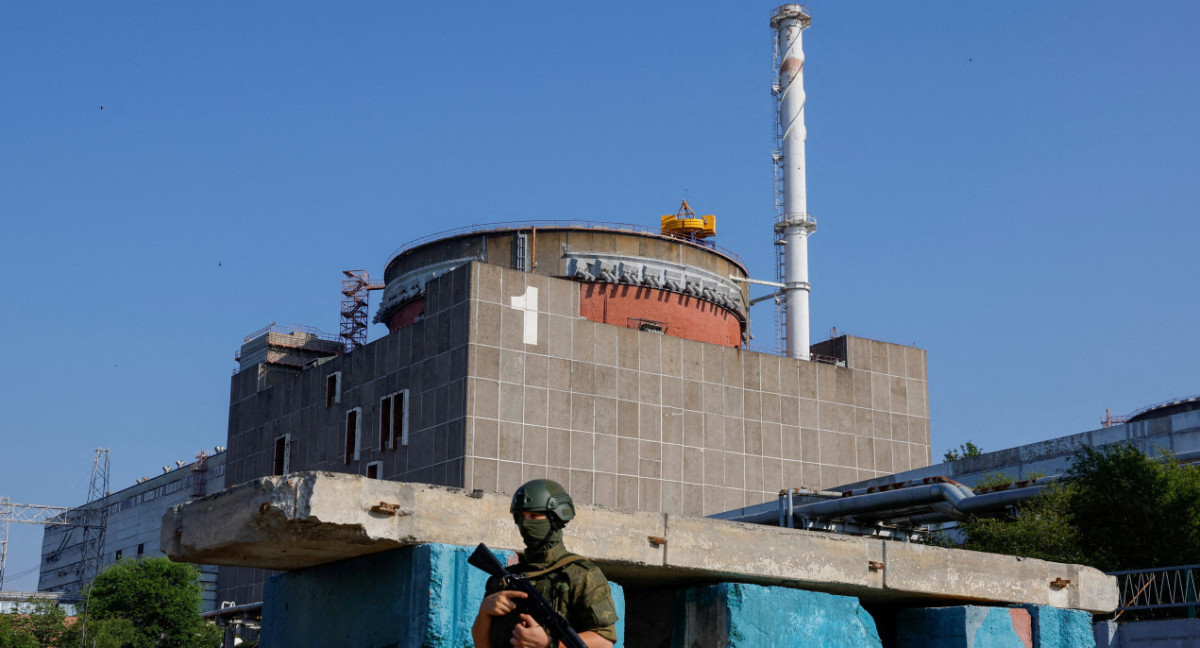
[468,543,589,648]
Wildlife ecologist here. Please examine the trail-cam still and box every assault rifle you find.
[467,543,588,648]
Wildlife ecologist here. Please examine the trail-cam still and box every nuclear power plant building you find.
[221,224,931,604]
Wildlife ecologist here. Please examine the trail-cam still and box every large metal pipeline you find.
[718,445,1198,533]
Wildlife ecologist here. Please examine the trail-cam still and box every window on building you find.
[273,434,291,476]
[136,543,144,556]
[379,390,409,450]
[345,408,361,463]
[115,550,123,560]
[326,372,342,407]
[365,461,382,479]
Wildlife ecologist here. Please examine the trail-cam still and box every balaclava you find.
[515,515,563,560]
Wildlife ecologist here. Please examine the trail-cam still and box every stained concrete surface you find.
[896,606,1035,648]
[162,472,1118,613]
[671,582,882,648]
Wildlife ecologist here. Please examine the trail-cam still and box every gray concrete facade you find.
[221,261,932,604]
[39,449,225,611]
[840,407,1200,491]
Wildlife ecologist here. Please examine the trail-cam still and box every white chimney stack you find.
[771,4,816,360]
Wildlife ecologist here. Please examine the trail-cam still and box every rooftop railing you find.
[385,220,746,269]
[1110,564,1199,615]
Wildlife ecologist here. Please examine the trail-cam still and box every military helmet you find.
[510,479,576,524]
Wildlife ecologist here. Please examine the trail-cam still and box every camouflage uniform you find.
[484,542,618,647]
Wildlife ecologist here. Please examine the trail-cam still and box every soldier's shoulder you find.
[561,555,610,582]
[561,553,599,570]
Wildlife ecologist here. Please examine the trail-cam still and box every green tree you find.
[959,482,1083,565]
[956,444,1200,572]
[81,557,220,648]
[943,441,984,463]
[1066,444,1200,571]
[62,617,140,648]
[0,600,67,648]
[0,612,36,648]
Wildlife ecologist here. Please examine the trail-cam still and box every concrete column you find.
[1019,605,1095,648]
[259,543,625,648]
[670,582,881,648]
[896,606,1034,648]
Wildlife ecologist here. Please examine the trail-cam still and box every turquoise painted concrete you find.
[897,606,1033,648]
[670,583,882,648]
[260,543,625,648]
[1020,605,1095,648]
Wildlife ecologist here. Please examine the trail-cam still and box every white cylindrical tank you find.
[771,4,816,360]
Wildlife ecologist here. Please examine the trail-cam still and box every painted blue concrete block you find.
[1020,605,1095,648]
[260,543,625,648]
[897,606,1033,648]
[671,583,882,648]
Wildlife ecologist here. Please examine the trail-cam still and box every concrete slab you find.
[162,472,1118,612]
[883,542,1116,611]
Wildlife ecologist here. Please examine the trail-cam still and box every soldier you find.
[471,479,618,648]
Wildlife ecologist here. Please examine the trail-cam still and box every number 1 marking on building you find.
[510,287,538,345]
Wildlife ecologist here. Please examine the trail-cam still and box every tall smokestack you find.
[771,4,815,360]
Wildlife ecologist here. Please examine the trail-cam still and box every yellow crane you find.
[660,199,716,241]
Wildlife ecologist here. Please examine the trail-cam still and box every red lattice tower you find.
[340,270,384,351]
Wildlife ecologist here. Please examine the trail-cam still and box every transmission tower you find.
[76,448,111,589]
[0,498,71,590]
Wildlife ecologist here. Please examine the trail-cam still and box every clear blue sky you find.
[2,1,1197,591]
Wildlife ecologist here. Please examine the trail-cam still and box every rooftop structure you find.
[375,222,750,348]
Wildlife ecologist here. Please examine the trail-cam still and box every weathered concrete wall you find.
[463,263,931,511]
[1095,618,1200,648]
[259,543,625,648]
[671,582,881,648]
[163,473,1119,613]
[896,606,1035,648]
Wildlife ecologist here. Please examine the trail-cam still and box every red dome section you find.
[579,283,742,347]
[386,298,426,332]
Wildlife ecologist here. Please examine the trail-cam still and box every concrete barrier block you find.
[1020,605,1095,648]
[261,543,625,648]
[670,583,882,648]
[1098,618,1200,647]
[896,606,1032,648]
